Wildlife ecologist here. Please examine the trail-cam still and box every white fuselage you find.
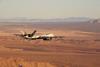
[24,33,55,40]
[40,34,55,38]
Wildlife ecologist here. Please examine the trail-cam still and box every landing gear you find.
[43,37,52,40]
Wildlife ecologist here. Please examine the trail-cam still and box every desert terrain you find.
[0,22,100,67]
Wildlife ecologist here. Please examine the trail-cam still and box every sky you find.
[0,0,100,19]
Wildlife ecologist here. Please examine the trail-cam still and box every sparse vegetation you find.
[0,57,56,67]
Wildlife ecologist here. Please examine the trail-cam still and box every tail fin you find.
[31,30,37,36]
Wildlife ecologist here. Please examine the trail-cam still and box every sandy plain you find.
[0,22,100,67]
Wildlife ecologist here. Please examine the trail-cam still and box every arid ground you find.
[0,22,100,67]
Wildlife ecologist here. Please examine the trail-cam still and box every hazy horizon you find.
[0,0,100,19]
